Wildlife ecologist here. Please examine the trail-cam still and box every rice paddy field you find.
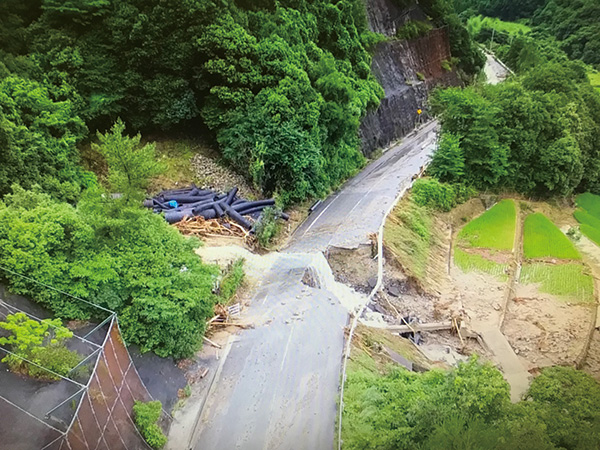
[523,213,581,260]
[520,263,594,303]
[467,15,531,36]
[454,248,508,280]
[589,70,600,93]
[575,193,600,246]
[457,199,516,250]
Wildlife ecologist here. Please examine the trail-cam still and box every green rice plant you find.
[454,248,508,280]
[523,213,580,260]
[588,70,600,93]
[457,199,516,250]
[520,263,594,303]
[576,192,600,220]
[580,224,600,247]
[574,209,600,230]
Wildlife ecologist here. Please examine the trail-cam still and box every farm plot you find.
[520,263,594,303]
[523,213,581,260]
[454,199,515,278]
[454,248,509,280]
[575,192,600,246]
[457,199,516,250]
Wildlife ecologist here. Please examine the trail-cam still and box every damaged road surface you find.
[192,123,438,450]
[193,254,354,450]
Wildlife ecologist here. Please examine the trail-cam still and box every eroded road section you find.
[192,122,438,450]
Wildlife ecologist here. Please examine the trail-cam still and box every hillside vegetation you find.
[0,0,481,205]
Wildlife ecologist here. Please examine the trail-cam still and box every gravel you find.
[191,154,257,200]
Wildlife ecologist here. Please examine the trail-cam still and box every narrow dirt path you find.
[468,202,531,402]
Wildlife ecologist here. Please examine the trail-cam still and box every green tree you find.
[93,119,163,202]
[0,312,81,380]
[428,132,464,183]
[0,187,221,358]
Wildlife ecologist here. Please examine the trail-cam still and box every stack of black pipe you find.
[143,185,288,229]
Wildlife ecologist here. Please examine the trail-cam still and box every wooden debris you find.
[203,335,222,349]
[174,215,254,243]
[386,321,454,333]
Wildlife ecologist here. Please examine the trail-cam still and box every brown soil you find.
[440,197,486,229]
[450,268,507,327]
[583,330,600,381]
[457,247,512,264]
[380,195,598,376]
[503,283,595,369]
[326,244,378,294]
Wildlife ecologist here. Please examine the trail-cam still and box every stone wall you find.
[360,0,459,156]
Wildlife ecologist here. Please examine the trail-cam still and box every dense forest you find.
[418,0,600,207]
[455,0,600,68]
[0,0,480,205]
[0,0,480,357]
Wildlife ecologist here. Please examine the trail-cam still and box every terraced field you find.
[457,199,516,250]
[454,199,515,278]
[523,213,581,260]
[520,263,594,303]
[575,192,600,245]
[520,211,591,302]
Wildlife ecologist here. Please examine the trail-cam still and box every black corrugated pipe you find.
[165,210,193,224]
[214,202,224,218]
[233,199,275,212]
[223,204,252,229]
[225,187,238,205]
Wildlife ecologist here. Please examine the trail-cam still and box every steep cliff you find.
[360,0,459,156]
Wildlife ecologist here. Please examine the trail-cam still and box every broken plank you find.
[386,321,453,333]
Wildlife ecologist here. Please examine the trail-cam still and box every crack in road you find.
[190,123,439,450]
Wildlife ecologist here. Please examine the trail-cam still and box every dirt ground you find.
[369,196,600,376]
[326,244,378,294]
[503,283,595,369]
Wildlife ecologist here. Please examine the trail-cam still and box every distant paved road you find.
[193,122,438,450]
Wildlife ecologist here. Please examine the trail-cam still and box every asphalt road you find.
[288,120,438,252]
[193,122,438,450]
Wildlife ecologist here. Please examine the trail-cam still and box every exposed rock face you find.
[360,0,460,156]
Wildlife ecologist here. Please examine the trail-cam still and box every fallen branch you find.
[203,335,222,349]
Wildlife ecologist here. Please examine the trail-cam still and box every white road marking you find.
[302,193,341,236]
[279,322,295,373]
[262,294,269,306]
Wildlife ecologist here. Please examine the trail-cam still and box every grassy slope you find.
[520,263,594,303]
[458,199,516,250]
[384,199,435,280]
[523,213,581,260]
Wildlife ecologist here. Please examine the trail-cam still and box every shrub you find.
[218,259,245,303]
[254,207,281,247]
[412,178,456,212]
[0,312,81,380]
[396,20,434,40]
[416,72,426,81]
[0,188,219,359]
[133,400,167,449]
